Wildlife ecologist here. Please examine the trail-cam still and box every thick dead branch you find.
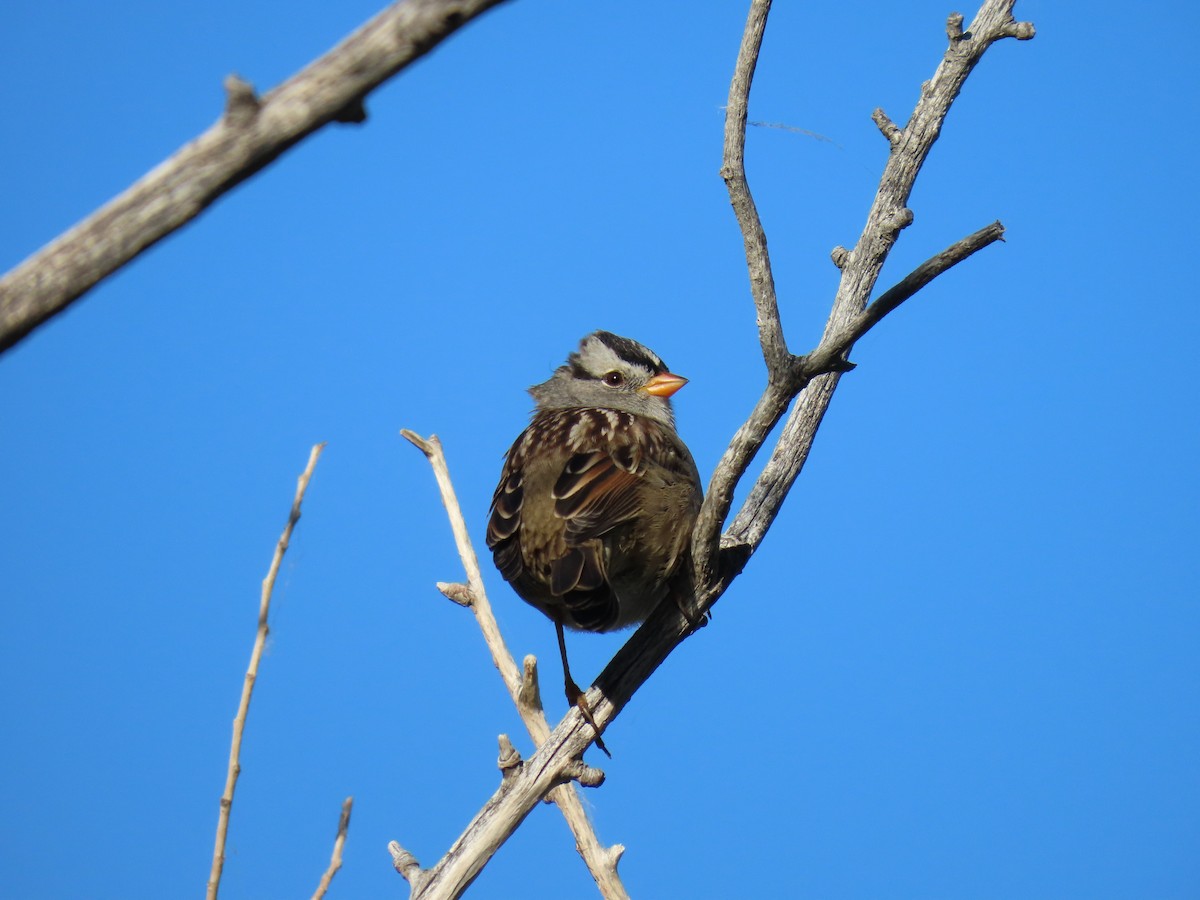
[208,443,326,900]
[404,2,1033,895]
[408,710,603,898]
[0,0,511,354]
[398,430,629,899]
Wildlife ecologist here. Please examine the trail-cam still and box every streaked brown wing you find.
[552,446,642,544]
[486,409,677,633]
[487,466,522,543]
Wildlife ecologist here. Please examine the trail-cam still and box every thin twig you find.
[399,430,518,696]
[311,797,354,900]
[398,430,629,900]
[207,443,326,900]
[799,220,1007,379]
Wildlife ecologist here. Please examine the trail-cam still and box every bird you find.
[486,331,702,750]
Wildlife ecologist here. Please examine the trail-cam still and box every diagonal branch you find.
[0,0,512,355]
[798,220,1007,390]
[721,0,787,372]
[311,796,354,900]
[397,430,629,900]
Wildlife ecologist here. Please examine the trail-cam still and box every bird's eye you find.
[603,371,624,387]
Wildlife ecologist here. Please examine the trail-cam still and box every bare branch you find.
[399,430,523,698]
[725,374,841,554]
[406,583,720,898]
[799,220,1007,380]
[311,797,354,900]
[692,379,797,587]
[823,0,1034,345]
[696,0,791,587]
[720,0,786,372]
[398,430,629,899]
[409,709,602,898]
[0,0,512,355]
[697,0,1032,586]
[719,6,1033,560]
[722,215,1003,555]
[402,1,1034,894]
[208,443,326,900]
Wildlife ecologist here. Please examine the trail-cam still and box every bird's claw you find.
[566,679,611,758]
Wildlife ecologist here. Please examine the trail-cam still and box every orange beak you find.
[641,372,688,398]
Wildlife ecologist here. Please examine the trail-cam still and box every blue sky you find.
[2,1,1197,897]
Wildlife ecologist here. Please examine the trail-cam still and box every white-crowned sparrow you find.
[486,331,702,745]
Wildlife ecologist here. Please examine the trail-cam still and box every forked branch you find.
[396,431,629,899]
[694,0,1033,587]
[397,2,1033,897]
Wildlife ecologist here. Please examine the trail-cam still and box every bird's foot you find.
[565,679,611,758]
[674,593,710,635]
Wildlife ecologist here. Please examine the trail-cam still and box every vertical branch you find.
[207,443,326,900]
[721,0,786,372]
[696,0,790,588]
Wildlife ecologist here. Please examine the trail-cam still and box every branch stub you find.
[222,74,260,126]
[947,12,965,41]
[388,840,425,885]
[871,108,902,145]
[517,655,543,713]
[497,734,523,779]
[437,581,474,607]
[568,759,607,789]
